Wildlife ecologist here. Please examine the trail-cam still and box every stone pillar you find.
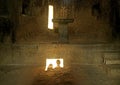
[8,0,22,43]
[52,19,74,43]
[59,22,68,43]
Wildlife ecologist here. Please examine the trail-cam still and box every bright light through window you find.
[48,5,54,29]
[45,58,64,71]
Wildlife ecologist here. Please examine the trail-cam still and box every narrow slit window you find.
[48,5,54,29]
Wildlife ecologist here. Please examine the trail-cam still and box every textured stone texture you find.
[0,43,119,67]
[0,43,120,85]
[0,1,120,85]
[12,0,112,42]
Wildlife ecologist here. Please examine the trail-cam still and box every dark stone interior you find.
[0,0,120,85]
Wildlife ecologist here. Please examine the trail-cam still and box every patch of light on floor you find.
[45,58,64,71]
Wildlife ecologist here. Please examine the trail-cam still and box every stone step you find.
[107,68,120,77]
[103,52,120,58]
[105,60,120,64]
[104,64,120,77]
[102,52,120,76]
[103,52,120,64]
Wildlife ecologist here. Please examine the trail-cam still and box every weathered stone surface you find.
[0,43,120,85]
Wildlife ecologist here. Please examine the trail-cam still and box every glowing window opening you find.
[45,58,64,71]
[48,5,54,29]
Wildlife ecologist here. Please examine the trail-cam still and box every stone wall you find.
[1,43,119,66]
[0,0,117,42]
[1,0,120,42]
[14,0,113,42]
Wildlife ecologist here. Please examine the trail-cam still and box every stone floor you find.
[0,65,120,85]
[0,43,120,85]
